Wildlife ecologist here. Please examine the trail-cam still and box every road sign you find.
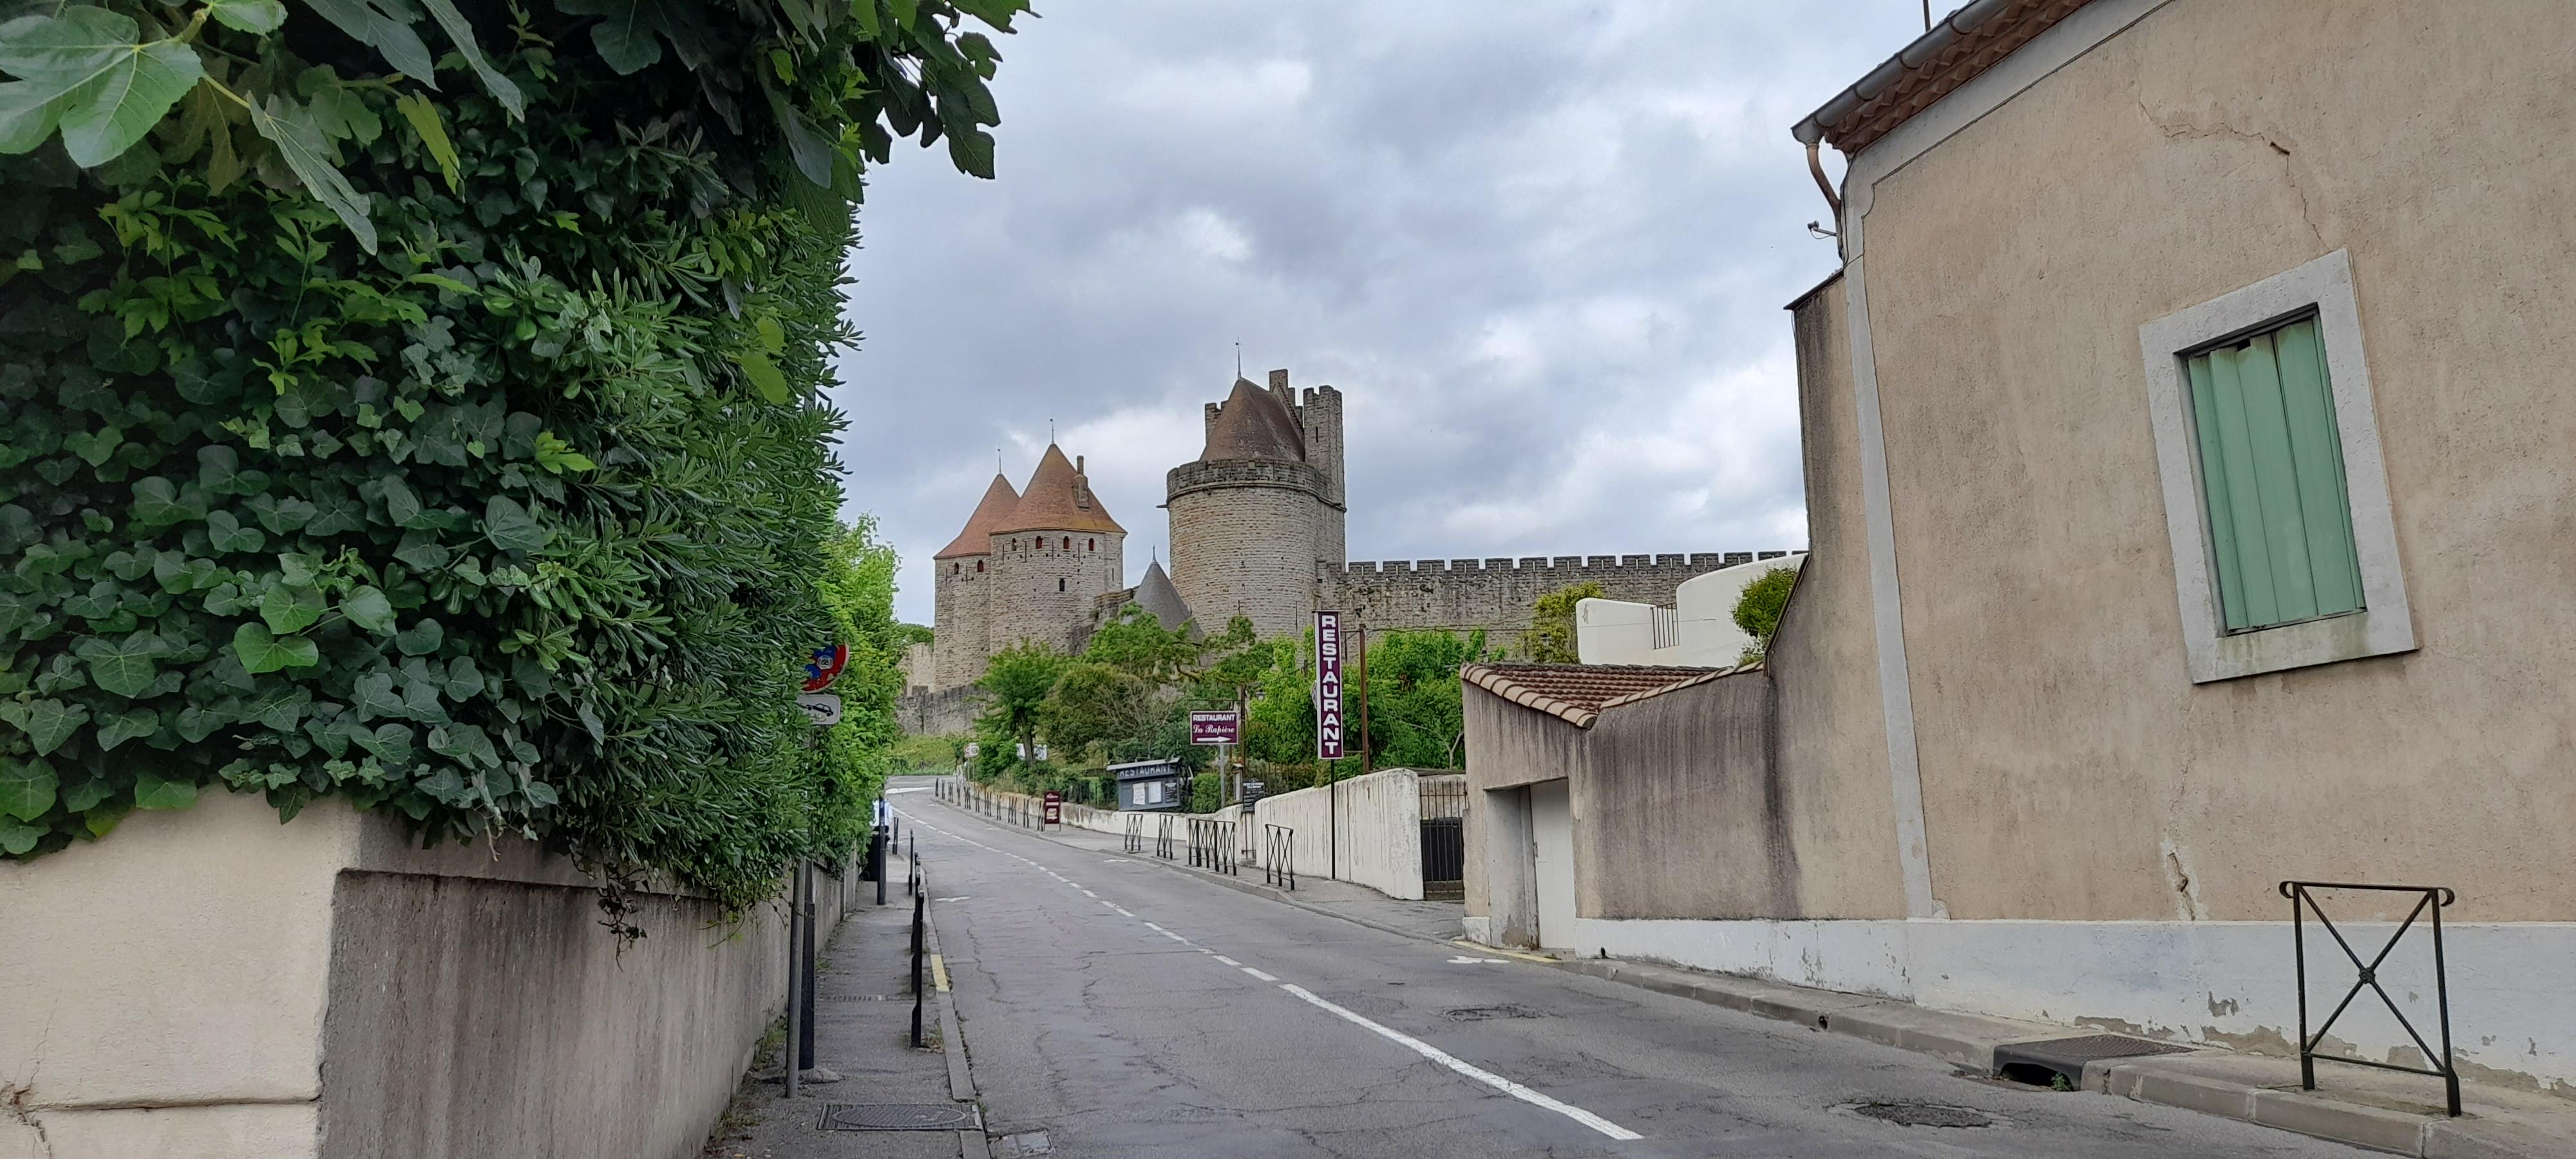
[1189,710,1240,745]
[797,693,842,726]
[1314,611,1345,759]
[802,644,849,692]
[1043,791,1062,826]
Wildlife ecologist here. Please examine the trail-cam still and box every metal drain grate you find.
[820,994,894,1002]
[1849,1102,1993,1128]
[1993,1033,2192,1086]
[1444,1004,1544,1022]
[818,1103,981,1131]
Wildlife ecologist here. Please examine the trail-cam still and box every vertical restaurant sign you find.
[1314,610,1345,760]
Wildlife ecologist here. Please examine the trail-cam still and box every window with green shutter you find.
[2183,316,2365,632]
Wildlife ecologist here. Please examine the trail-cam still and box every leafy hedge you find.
[0,0,1022,912]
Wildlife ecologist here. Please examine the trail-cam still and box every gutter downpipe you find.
[1806,141,1843,221]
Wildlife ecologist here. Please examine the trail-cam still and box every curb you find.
[916,865,987,1159]
[1552,956,2564,1158]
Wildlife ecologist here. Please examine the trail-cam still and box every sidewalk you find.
[928,798,2574,1158]
[703,878,979,1159]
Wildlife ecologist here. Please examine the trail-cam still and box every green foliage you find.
[1037,661,1149,762]
[886,731,961,772]
[1240,627,1484,780]
[973,640,1061,777]
[1187,771,1217,814]
[1732,565,1799,664]
[0,0,1022,915]
[1080,603,1197,684]
[1526,581,1603,663]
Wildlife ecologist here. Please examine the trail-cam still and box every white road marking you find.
[1448,956,1508,965]
[1079,889,1097,897]
[1213,956,1242,966]
[1280,984,1643,1142]
[1112,907,1135,918]
[1241,967,1279,982]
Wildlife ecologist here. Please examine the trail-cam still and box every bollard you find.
[873,823,888,906]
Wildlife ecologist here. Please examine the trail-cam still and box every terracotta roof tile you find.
[933,473,1020,559]
[994,444,1125,534]
[1461,663,1743,729]
[1200,378,1306,463]
[1795,0,2094,156]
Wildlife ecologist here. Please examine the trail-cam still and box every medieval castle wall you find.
[985,530,1126,654]
[1315,551,1796,648]
[1168,460,1336,641]
[930,558,991,688]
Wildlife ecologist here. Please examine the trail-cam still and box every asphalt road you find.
[897,788,2367,1158]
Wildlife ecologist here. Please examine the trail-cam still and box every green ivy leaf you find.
[245,95,377,254]
[343,585,396,634]
[131,769,196,810]
[0,819,39,855]
[233,622,319,673]
[0,698,88,756]
[0,6,208,167]
[355,721,414,763]
[381,476,422,525]
[736,350,790,404]
[259,581,325,634]
[73,629,161,697]
[243,684,311,731]
[353,670,406,720]
[428,722,498,769]
[64,425,121,465]
[396,617,444,656]
[482,496,549,553]
[0,757,57,822]
[205,0,288,34]
[93,706,158,750]
[130,476,189,526]
[205,510,265,553]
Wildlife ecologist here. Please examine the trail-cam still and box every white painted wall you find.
[1547,915,2576,1093]
[1245,769,1425,901]
[1575,556,1804,667]
[1531,780,1576,948]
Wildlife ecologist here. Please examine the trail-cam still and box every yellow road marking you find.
[1452,939,1557,965]
[931,954,951,992]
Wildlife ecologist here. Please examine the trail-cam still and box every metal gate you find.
[1419,774,1466,901]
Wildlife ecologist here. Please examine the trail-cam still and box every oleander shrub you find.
[0,0,1023,916]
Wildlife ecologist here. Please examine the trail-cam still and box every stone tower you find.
[987,445,1128,653]
[1166,368,1346,639]
[930,472,1019,689]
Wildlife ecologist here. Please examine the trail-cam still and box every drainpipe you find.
[1806,141,1843,221]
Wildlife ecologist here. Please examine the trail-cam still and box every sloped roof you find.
[994,444,1125,534]
[1461,663,1741,729]
[1793,0,2094,156]
[1130,561,1200,639]
[933,473,1021,559]
[1200,378,1306,463]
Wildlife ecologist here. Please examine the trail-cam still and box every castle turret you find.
[987,445,1127,653]
[931,473,1019,689]
[1166,368,1346,639]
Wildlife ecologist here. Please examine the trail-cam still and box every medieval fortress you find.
[918,368,1788,692]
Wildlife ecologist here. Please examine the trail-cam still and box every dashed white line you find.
[1213,956,1241,966]
[1240,967,1278,982]
[1280,984,1643,1141]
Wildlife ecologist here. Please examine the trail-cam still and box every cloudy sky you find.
[829,1,1925,625]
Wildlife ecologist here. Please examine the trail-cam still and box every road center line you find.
[1241,967,1278,982]
[1278,984,1643,1142]
[1213,956,1241,966]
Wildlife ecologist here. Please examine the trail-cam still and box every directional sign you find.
[1189,710,1240,745]
[797,693,842,726]
[802,643,849,693]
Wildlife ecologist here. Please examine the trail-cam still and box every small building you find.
[1575,554,1804,666]
[1109,759,1189,812]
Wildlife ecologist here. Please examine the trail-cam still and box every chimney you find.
[1075,455,1084,474]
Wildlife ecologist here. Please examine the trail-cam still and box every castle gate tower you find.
[929,473,1019,690]
[987,445,1127,653]
[1166,368,1346,639]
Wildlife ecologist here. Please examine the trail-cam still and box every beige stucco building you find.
[1464,0,2576,1097]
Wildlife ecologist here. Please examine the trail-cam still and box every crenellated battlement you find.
[1312,551,1798,643]
[1326,551,1792,576]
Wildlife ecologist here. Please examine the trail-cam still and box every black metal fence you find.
[909,859,929,1048]
[1188,818,1238,875]
[1264,824,1296,890]
[1418,775,1467,819]
[1123,812,1144,854]
[1155,813,1177,860]
[1419,817,1464,900]
[2280,880,2461,1116]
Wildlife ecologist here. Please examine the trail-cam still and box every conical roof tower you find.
[935,473,1021,559]
[994,444,1124,534]
[1130,560,1200,639]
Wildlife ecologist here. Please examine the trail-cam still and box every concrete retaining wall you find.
[0,791,819,1159]
[1249,769,1425,901]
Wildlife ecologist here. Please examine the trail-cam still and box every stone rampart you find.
[1314,552,1794,646]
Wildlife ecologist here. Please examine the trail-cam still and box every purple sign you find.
[1314,611,1345,760]
[1189,710,1240,746]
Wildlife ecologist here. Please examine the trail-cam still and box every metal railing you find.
[909,859,929,1048]
[2280,880,2461,1117]
[1264,824,1296,890]
[1124,813,1144,854]
[1188,818,1237,874]
[1155,813,1176,860]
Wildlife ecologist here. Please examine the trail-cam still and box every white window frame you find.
[2138,249,2413,683]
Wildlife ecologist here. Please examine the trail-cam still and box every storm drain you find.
[1848,1102,1993,1129]
[1443,1004,1544,1022]
[818,1103,981,1131]
[1993,1033,2192,1087]
[820,994,894,1002]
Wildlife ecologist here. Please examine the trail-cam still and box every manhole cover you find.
[819,1103,981,1131]
[1993,1033,2191,1086]
[1848,1102,1993,1128]
[1443,1004,1544,1021]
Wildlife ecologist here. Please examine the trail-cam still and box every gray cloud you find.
[829,1,1922,624]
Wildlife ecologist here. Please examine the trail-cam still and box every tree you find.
[1526,581,1605,663]
[1733,566,1800,664]
[1039,662,1153,759]
[1082,605,1200,684]
[811,520,908,851]
[1359,629,1488,769]
[976,643,1065,780]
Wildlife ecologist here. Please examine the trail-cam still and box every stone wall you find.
[929,555,990,690]
[1166,469,1329,640]
[1316,552,1792,648]
[897,685,986,737]
[984,530,1124,654]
